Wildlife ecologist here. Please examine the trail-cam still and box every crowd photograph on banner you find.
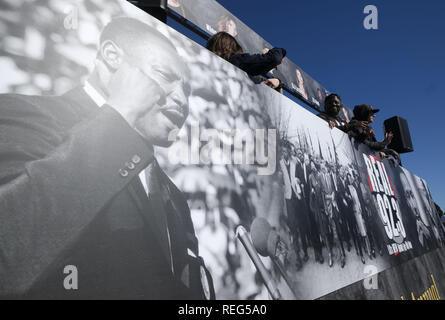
[0,0,444,304]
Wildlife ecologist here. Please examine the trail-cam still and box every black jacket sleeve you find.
[229,47,287,76]
[0,98,154,296]
[317,112,329,122]
[317,113,353,133]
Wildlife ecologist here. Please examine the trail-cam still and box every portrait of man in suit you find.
[0,17,214,300]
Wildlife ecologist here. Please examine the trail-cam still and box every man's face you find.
[369,113,375,123]
[167,0,181,7]
[130,41,190,147]
[296,70,304,84]
[226,20,238,37]
[326,96,341,115]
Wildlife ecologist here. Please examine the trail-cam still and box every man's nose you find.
[171,87,187,106]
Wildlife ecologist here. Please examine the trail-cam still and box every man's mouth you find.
[161,107,185,127]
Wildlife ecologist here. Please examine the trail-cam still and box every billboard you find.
[0,0,443,300]
[166,0,353,119]
[321,246,445,300]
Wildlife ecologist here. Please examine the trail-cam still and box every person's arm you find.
[229,47,286,76]
[0,100,153,296]
[363,132,393,151]
[337,120,367,133]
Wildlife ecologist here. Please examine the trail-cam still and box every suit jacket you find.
[0,87,214,300]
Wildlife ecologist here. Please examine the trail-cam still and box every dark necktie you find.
[144,164,175,274]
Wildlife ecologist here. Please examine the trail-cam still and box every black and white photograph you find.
[0,0,444,303]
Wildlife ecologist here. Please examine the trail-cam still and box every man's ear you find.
[100,40,124,70]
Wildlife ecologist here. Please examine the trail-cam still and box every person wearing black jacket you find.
[206,32,286,91]
[348,104,402,166]
[317,94,355,133]
[348,104,393,149]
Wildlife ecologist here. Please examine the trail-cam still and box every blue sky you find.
[170,0,445,209]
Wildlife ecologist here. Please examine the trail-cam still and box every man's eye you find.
[157,72,170,81]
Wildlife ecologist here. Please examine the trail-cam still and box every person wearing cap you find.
[348,105,402,166]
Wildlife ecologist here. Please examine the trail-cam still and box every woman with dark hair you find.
[206,32,286,92]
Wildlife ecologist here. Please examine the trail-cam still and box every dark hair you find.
[325,93,341,106]
[206,32,243,61]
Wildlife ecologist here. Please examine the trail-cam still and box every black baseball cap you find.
[353,104,380,121]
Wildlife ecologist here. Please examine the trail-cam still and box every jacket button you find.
[119,169,129,178]
[126,162,136,170]
[132,155,141,164]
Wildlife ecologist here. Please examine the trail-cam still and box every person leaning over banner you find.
[206,31,285,92]
[0,17,214,300]
[317,94,360,132]
[348,104,401,166]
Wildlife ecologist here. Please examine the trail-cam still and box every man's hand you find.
[328,120,336,129]
[263,78,281,89]
[378,152,387,160]
[355,121,368,129]
[107,60,165,128]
